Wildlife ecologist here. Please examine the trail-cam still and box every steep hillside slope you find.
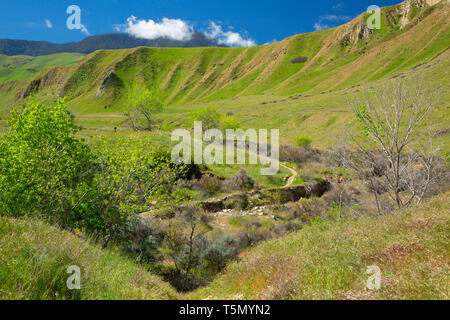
[1,0,445,112]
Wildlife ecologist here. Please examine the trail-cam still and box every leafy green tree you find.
[125,88,163,131]
[0,98,191,248]
[190,107,241,132]
[190,106,221,131]
[220,115,240,130]
[0,97,95,228]
[88,136,191,247]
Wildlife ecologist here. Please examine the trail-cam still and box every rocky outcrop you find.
[339,20,375,49]
[21,79,41,99]
[395,0,446,29]
[20,67,70,98]
[338,0,447,49]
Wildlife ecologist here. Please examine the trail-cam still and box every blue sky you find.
[0,0,401,45]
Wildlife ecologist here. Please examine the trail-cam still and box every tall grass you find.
[0,216,178,300]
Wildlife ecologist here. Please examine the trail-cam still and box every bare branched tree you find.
[347,78,445,210]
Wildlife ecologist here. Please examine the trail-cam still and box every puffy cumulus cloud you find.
[206,22,256,47]
[45,19,53,28]
[122,16,194,41]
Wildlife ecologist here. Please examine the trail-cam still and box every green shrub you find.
[220,115,240,130]
[295,135,312,148]
[87,136,191,246]
[190,106,221,130]
[201,234,239,273]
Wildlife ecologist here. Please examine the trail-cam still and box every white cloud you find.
[313,23,331,31]
[313,14,351,31]
[80,24,90,35]
[45,19,53,29]
[333,3,343,11]
[264,39,278,45]
[122,16,194,41]
[206,22,256,47]
[320,14,351,22]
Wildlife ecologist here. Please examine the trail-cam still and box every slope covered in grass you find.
[0,216,178,300]
[0,53,84,81]
[190,192,450,300]
[0,0,445,113]
[0,192,448,300]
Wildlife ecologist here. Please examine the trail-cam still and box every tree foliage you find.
[0,98,190,247]
[0,97,94,228]
[125,88,163,131]
[190,106,240,131]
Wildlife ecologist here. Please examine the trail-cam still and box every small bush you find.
[220,115,240,130]
[322,185,360,208]
[123,216,165,263]
[190,106,221,131]
[224,169,256,191]
[295,136,312,148]
[192,174,223,196]
[279,144,321,163]
[201,234,239,273]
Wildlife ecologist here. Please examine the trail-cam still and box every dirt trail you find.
[280,163,298,188]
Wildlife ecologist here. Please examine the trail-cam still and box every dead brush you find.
[223,169,258,192]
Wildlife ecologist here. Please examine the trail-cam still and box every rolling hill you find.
[0,53,83,81]
[0,32,223,56]
[0,0,448,152]
[0,0,447,110]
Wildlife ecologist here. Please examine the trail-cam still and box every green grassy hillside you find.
[0,1,448,164]
[0,53,84,81]
[1,0,446,111]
